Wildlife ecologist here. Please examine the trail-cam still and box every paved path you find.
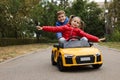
[0,44,120,80]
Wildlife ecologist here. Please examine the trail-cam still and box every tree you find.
[0,0,40,38]
[106,0,120,41]
[0,3,8,38]
[66,0,105,37]
[84,2,105,37]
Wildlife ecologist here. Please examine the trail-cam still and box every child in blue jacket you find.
[55,10,69,42]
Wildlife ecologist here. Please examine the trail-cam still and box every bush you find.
[107,28,120,42]
[0,38,57,46]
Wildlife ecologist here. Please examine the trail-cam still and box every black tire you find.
[92,64,102,69]
[57,55,65,71]
[51,53,57,65]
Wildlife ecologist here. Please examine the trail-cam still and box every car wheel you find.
[92,64,102,69]
[57,55,65,71]
[51,53,57,65]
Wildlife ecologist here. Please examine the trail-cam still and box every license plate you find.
[80,57,91,61]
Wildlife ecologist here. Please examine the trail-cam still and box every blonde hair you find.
[68,15,85,30]
[56,10,65,16]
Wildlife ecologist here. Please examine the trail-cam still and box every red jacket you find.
[42,24,99,42]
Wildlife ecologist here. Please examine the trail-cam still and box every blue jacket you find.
[55,17,69,39]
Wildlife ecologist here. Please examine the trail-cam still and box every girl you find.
[36,15,105,43]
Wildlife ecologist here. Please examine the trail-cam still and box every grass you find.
[99,42,120,50]
[0,43,52,63]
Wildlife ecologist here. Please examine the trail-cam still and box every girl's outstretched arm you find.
[36,26,43,30]
[98,38,106,42]
[37,25,66,33]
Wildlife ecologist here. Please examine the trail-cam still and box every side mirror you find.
[53,43,64,48]
[53,44,59,48]
[89,42,93,47]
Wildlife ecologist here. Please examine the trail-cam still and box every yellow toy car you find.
[51,37,103,71]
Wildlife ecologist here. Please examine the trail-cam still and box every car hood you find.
[60,47,100,55]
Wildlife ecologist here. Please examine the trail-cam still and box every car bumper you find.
[62,55,103,67]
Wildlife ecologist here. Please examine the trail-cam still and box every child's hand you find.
[36,26,43,30]
[99,37,106,42]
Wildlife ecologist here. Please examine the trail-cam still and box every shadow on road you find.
[53,65,102,72]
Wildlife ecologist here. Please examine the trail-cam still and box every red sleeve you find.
[78,29,99,42]
[42,25,66,33]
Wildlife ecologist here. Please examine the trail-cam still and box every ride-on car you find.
[51,37,103,71]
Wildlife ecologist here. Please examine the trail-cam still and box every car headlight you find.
[96,53,101,62]
[96,53,101,56]
[64,54,73,58]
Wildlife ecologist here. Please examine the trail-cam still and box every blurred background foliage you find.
[0,0,119,46]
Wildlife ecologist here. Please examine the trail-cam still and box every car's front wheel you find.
[51,53,57,65]
[57,55,65,71]
[92,64,102,69]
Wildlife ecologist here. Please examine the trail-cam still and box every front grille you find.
[65,57,73,64]
[76,55,95,64]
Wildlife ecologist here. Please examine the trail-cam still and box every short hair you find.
[56,10,65,16]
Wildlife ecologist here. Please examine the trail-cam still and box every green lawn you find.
[0,43,52,63]
[99,42,120,50]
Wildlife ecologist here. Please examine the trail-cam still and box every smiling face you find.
[71,17,81,28]
[57,13,66,23]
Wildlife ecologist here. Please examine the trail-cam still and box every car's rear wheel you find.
[57,55,65,71]
[92,64,102,69]
[51,53,57,65]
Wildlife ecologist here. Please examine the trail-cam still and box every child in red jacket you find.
[36,15,105,43]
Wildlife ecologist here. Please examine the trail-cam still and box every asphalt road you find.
[0,44,120,80]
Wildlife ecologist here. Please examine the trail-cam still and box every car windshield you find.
[63,40,90,48]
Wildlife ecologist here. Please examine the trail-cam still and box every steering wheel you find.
[67,36,80,41]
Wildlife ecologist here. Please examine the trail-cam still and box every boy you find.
[55,10,69,42]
